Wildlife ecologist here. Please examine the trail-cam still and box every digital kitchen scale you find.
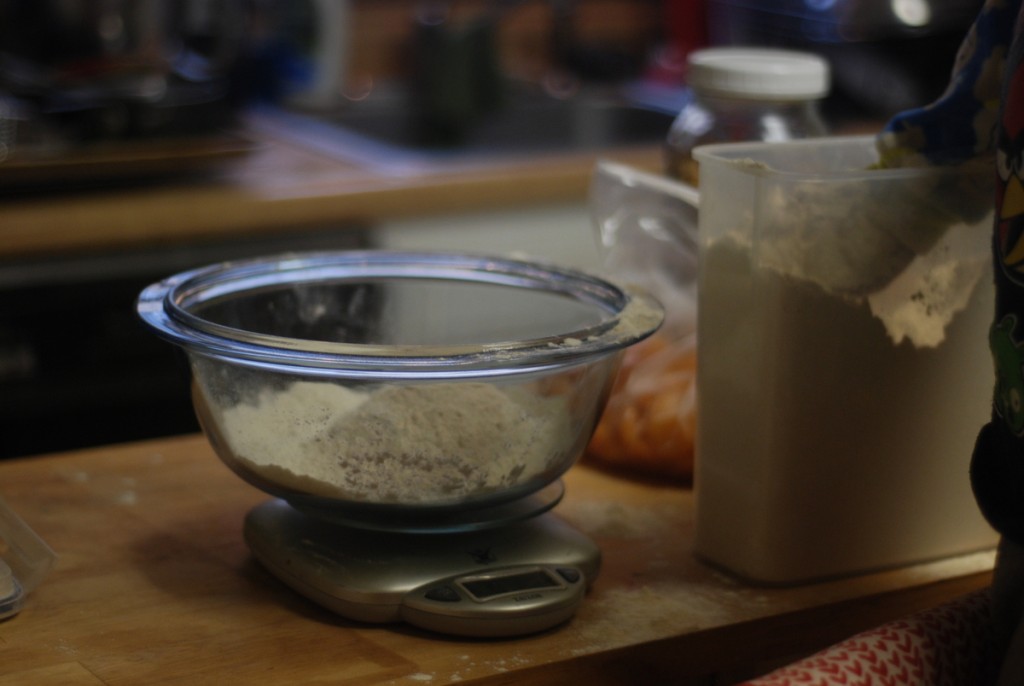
[244,494,601,638]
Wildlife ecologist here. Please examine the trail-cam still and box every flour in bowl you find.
[213,380,573,505]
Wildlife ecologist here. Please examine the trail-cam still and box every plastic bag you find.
[585,161,701,481]
[0,495,56,620]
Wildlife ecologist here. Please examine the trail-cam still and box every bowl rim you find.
[136,250,663,378]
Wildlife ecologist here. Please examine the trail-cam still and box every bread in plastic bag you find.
[585,161,700,481]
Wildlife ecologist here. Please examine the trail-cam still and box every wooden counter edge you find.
[460,571,993,685]
[0,141,663,260]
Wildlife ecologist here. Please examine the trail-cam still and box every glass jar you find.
[665,47,830,185]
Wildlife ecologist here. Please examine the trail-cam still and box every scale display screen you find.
[461,569,560,600]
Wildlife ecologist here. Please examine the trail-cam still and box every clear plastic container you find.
[665,47,829,184]
[692,136,997,584]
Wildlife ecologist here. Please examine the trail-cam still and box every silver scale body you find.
[245,495,601,638]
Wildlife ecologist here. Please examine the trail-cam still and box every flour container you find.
[693,136,998,585]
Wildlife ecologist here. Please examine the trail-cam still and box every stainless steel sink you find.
[247,83,683,175]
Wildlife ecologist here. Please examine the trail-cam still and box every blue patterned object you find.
[878,0,1020,167]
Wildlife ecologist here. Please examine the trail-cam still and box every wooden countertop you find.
[0,434,994,685]
[0,128,663,261]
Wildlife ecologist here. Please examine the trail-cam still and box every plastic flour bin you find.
[693,136,998,584]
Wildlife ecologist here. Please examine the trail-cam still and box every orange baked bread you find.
[586,333,696,481]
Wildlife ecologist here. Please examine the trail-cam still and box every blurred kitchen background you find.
[0,0,981,458]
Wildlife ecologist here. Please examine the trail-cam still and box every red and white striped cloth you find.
[740,590,993,686]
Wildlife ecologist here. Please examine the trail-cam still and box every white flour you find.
[740,155,992,298]
[756,215,990,349]
[695,231,997,582]
[213,381,572,505]
[863,220,990,347]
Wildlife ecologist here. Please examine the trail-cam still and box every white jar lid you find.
[687,47,830,100]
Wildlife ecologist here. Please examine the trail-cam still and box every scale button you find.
[424,585,462,603]
[555,567,581,584]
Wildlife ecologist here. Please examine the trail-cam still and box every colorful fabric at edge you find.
[865,1,1024,683]
[974,0,1024,552]
[880,0,1024,683]
[877,0,1016,167]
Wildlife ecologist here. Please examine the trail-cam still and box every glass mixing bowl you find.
[137,251,663,527]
